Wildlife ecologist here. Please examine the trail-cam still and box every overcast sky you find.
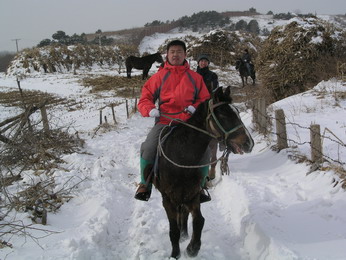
[1,0,345,52]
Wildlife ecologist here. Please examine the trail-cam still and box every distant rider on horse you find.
[134,40,211,203]
[242,49,253,75]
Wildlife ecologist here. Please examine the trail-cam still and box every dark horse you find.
[125,52,163,80]
[235,58,256,87]
[150,86,254,259]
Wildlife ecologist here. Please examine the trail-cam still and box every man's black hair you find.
[166,40,186,52]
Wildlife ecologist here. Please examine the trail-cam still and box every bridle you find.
[206,99,245,144]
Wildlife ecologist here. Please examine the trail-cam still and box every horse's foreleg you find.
[178,206,189,241]
[163,198,181,259]
[186,205,204,257]
[126,67,131,78]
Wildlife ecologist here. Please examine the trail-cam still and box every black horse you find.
[149,86,254,259]
[125,52,163,80]
[235,58,256,87]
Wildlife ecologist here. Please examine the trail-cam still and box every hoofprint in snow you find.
[0,67,345,259]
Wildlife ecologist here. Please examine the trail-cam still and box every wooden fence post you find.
[111,104,117,124]
[40,105,50,134]
[134,97,137,113]
[310,124,323,165]
[99,109,103,125]
[252,99,258,124]
[126,100,129,119]
[253,98,267,134]
[275,109,288,150]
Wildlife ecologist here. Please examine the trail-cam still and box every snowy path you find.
[3,107,346,260]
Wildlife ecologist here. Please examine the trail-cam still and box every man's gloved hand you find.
[149,108,160,117]
[185,105,196,115]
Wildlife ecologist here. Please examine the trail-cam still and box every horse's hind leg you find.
[186,205,205,257]
[163,198,181,259]
[209,139,218,180]
[143,65,151,80]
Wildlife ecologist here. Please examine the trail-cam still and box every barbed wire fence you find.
[252,98,346,178]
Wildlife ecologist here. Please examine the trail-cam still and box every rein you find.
[157,100,242,170]
[157,125,229,169]
[160,113,218,139]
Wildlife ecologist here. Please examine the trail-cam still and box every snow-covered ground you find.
[1,21,346,259]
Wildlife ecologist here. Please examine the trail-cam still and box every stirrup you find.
[134,184,151,201]
[200,189,211,203]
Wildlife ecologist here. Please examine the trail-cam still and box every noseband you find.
[206,99,244,143]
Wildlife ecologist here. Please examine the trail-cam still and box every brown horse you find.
[150,86,254,258]
[125,52,163,80]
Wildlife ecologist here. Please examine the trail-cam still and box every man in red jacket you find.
[134,40,211,202]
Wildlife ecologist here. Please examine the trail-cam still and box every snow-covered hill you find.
[0,21,346,259]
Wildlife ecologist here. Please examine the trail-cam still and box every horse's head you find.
[235,58,242,70]
[155,52,164,64]
[207,86,254,154]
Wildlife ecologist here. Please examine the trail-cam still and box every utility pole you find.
[11,38,21,52]
[98,32,102,47]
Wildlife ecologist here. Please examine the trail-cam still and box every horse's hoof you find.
[186,242,200,257]
[170,249,181,259]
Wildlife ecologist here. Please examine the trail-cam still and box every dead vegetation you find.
[6,44,139,76]
[82,74,143,98]
[0,89,68,108]
[0,89,85,246]
[257,17,346,103]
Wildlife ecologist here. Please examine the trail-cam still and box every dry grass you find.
[256,18,346,103]
[82,75,144,98]
[0,89,68,108]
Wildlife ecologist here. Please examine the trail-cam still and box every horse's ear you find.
[212,86,223,103]
[213,86,233,103]
[224,86,232,103]
[224,86,232,100]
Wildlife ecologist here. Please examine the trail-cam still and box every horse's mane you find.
[185,86,233,127]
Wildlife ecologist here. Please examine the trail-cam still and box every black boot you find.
[134,184,151,201]
[134,158,153,201]
[200,188,211,203]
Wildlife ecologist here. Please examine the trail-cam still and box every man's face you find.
[167,45,186,66]
[198,59,209,69]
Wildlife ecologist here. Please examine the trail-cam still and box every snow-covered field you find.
[1,19,346,259]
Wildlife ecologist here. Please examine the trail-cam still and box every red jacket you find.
[138,61,210,125]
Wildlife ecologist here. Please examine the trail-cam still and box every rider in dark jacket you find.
[196,54,219,180]
[196,54,219,94]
